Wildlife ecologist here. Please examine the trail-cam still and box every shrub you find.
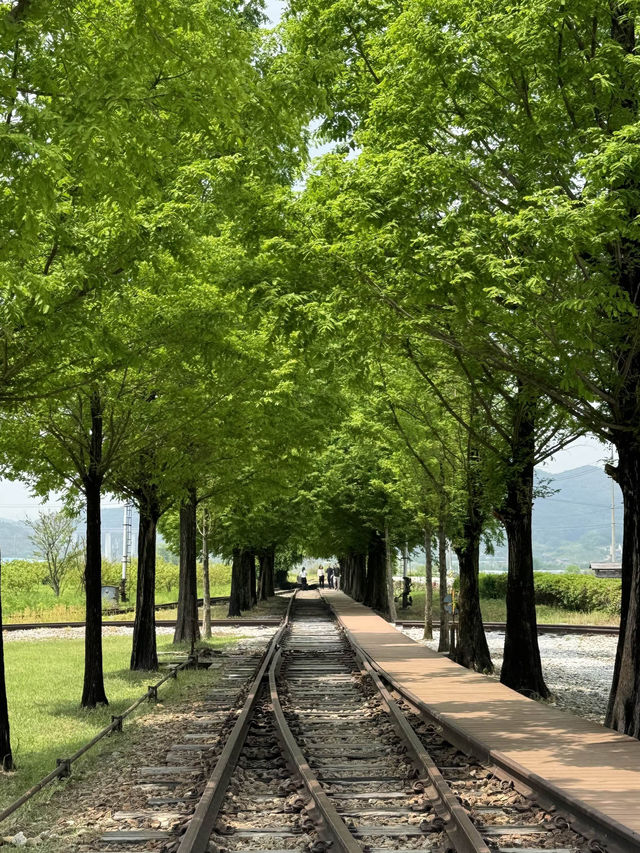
[533,573,621,614]
[473,571,621,615]
[155,558,181,594]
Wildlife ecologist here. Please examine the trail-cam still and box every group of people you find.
[297,564,340,589]
[317,564,339,589]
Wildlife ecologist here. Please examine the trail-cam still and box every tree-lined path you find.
[2,0,640,795]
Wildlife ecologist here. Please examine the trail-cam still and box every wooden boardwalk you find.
[323,590,640,848]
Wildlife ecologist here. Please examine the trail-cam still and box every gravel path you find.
[400,626,616,723]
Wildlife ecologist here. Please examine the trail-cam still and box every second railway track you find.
[96,592,611,853]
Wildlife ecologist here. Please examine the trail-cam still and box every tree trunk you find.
[131,491,160,671]
[201,508,211,639]
[338,555,347,593]
[385,522,397,622]
[257,549,266,601]
[228,546,243,616]
[605,440,640,735]
[265,545,275,597]
[499,396,549,697]
[341,554,351,596]
[174,489,200,645]
[247,548,257,606]
[365,529,390,616]
[258,545,275,600]
[240,548,253,610]
[453,527,493,673]
[437,519,450,653]
[452,427,492,673]
[0,554,14,770]
[350,551,367,602]
[81,392,108,708]
[424,525,433,640]
[82,474,108,705]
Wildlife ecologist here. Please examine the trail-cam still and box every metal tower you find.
[121,502,133,602]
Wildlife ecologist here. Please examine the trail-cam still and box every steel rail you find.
[337,622,640,853]
[367,659,640,853]
[394,620,619,635]
[268,644,363,853]
[176,592,296,853]
[3,618,281,631]
[355,651,490,853]
[1,596,293,828]
[103,596,229,617]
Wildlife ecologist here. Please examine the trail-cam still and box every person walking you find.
[300,566,307,589]
[327,566,334,589]
[333,566,340,590]
[318,565,325,589]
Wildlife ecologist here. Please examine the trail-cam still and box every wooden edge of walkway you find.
[320,590,640,853]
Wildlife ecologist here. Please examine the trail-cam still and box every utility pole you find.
[120,502,132,602]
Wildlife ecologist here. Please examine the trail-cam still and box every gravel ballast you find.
[399,626,616,723]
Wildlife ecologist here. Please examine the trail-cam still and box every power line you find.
[541,497,623,509]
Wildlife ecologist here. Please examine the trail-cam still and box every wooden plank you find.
[325,591,640,842]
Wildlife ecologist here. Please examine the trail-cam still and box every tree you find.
[199,507,213,639]
[0,552,13,771]
[27,510,80,597]
[423,526,433,640]
[292,0,640,726]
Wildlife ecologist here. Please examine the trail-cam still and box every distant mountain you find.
[0,517,36,560]
[480,465,622,570]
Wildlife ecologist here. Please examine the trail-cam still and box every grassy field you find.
[396,589,619,626]
[0,632,236,812]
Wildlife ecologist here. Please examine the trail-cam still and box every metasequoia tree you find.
[0,553,12,770]
[0,0,301,746]
[0,376,137,706]
[303,0,640,728]
[284,0,597,695]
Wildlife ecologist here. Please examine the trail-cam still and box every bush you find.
[533,572,621,614]
[155,558,181,595]
[471,571,621,615]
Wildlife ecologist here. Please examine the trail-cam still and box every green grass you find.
[395,589,619,626]
[1,633,236,813]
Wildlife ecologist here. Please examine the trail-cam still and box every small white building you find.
[590,561,622,578]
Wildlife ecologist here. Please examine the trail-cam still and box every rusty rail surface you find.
[356,652,490,853]
[3,618,281,631]
[394,620,619,635]
[365,658,640,853]
[176,592,296,853]
[268,645,363,853]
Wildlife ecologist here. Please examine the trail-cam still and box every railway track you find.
[394,621,618,636]
[93,591,606,853]
[3,618,281,631]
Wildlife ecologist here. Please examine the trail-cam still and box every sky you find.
[265,0,285,23]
